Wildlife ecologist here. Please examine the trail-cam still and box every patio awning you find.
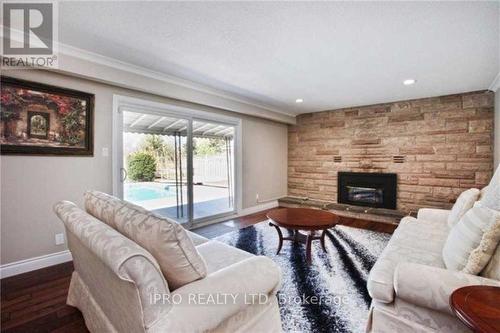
[123,111,234,138]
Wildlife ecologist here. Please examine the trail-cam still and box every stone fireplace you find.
[338,172,397,209]
[288,90,494,213]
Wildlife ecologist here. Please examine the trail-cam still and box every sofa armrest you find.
[417,208,450,224]
[394,263,500,315]
[153,256,281,332]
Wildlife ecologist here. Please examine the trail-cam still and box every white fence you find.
[193,154,230,184]
[156,154,231,186]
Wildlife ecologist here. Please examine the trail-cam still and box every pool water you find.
[125,183,176,202]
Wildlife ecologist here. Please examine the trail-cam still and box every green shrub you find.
[128,152,156,182]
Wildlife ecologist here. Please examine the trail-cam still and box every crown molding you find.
[1,26,295,122]
[57,42,295,118]
[489,72,500,92]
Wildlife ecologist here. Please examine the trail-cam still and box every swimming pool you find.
[124,183,177,202]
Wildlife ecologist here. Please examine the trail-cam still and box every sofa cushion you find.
[370,299,468,333]
[394,263,500,317]
[367,216,447,303]
[389,216,449,254]
[84,190,207,290]
[479,165,500,211]
[54,201,171,329]
[446,188,480,228]
[84,190,123,228]
[442,202,500,274]
[196,240,254,274]
[113,200,208,289]
[417,208,450,226]
[85,191,210,246]
[393,217,449,248]
[162,256,281,333]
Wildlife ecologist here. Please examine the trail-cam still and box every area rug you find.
[215,222,391,333]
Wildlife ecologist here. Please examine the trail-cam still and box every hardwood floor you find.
[0,208,395,332]
[191,208,275,238]
[191,208,399,237]
[1,262,85,333]
[337,216,397,234]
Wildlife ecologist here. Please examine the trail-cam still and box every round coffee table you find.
[450,286,500,333]
[267,207,339,264]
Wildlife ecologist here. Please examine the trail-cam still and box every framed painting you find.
[0,77,94,155]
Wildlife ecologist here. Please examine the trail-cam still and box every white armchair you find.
[55,197,283,333]
[366,207,500,333]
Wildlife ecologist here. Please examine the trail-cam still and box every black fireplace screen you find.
[338,172,397,209]
[346,186,384,204]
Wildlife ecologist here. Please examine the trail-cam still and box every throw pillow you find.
[479,185,489,200]
[84,190,123,228]
[447,188,480,228]
[479,165,500,211]
[442,202,500,274]
[84,190,207,290]
[113,200,208,290]
[480,243,500,280]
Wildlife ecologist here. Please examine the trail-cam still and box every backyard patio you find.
[124,181,233,221]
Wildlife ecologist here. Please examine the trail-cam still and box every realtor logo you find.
[1,1,58,68]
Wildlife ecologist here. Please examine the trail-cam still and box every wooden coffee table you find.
[450,286,500,333]
[267,207,339,264]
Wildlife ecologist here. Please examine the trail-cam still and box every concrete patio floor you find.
[125,182,234,222]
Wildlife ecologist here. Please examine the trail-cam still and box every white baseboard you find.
[190,200,279,230]
[0,250,73,279]
[0,202,279,278]
[238,200,279,216]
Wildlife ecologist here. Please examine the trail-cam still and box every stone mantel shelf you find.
[278,196,412,225]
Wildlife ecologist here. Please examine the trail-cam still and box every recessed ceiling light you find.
[403,79,416,86]
[295,98,304,103]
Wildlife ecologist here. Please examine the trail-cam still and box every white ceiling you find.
[59,1,499,115]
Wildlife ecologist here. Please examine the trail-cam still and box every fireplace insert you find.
[338,172,397,209]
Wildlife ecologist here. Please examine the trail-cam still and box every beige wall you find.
[242,118,288,207]
[0,69,288,265]
[495,90,500,169]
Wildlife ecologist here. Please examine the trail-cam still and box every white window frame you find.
[112,95,242,228]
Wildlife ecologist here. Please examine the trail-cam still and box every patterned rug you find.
[215,222,391,333]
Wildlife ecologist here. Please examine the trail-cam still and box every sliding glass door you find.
[121,111,190,223]
[114,98,238,227]
[192,120,235,220]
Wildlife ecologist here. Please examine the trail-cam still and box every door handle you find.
[120,168,127,182]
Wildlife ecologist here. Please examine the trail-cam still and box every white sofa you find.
[366,207,500,332]
[54,193,282,333]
